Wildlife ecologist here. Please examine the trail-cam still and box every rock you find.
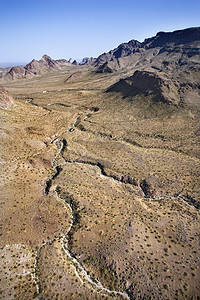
[81,57,95,65]
[65,71,83,83]
[0,86,14,109]
[121,174,137,185]
[140,174,163,198]
[6,66,26,80]
[94,27,200,92]
[97,62,115,73]
[144,27,200,49]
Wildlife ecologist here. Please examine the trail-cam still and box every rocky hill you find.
[4,55,71,80]
[107,70,180,105]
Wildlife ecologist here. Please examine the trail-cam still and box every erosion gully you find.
[33,108,197,299]
[33,113,130,300]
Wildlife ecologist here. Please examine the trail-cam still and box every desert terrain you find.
[0,28,199,299]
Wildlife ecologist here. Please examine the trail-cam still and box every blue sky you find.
[0,0,199,65]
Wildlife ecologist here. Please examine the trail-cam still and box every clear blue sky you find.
[0,0,199,65]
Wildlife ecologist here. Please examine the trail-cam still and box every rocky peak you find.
[95,27,200,73]
[81,57,95,65]
[95,38,141,66]
[41,54,52,61]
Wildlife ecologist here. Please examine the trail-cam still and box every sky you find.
[0,0,200,66]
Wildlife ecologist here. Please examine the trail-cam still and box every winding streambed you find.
[34,111,197,299]
[34,114,130,299]
[57,192,130,300]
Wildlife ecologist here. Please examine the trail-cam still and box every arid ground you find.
[0,55,199,300]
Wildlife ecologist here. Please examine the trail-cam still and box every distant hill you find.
[4,55,72,80]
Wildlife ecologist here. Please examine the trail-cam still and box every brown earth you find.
[0,28,199,300]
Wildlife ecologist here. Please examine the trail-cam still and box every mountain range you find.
[1,27,199,107]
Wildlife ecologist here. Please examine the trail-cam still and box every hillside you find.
[0,27,199,300]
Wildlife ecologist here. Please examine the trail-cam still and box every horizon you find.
[1,0,200,65]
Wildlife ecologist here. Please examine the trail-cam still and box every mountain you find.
[101,27,200,106]
[4,55,71,80]
[95,27,200,72]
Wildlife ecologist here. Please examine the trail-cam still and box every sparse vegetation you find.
[0,44,199,299]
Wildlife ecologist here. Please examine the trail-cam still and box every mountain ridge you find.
[1,27,200,80]
[95,27,200,72]
[4,54,72,80]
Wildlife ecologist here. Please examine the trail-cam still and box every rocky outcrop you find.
[107,70,180,105]
[0,86,14,109]
[65,71,83,83]
[5,55,71,80]
[97,62,115,73]
[6,66,26,80]
[140,175,163,198]
[81,57,95,65]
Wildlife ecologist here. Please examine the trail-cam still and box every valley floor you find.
[0,68,199,299]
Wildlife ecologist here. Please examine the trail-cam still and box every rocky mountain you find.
[102,27,200,106]
[143,27,200,48]
[95,39,141,67]
[0,85,14,108]
[95,27,200,73]
[4,55,71,80]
